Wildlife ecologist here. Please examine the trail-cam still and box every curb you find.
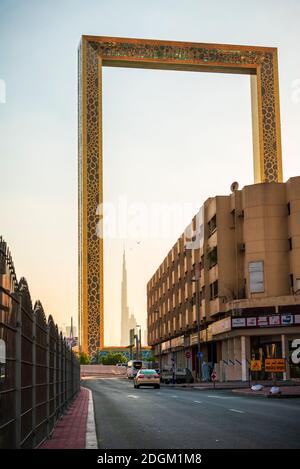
[82,387,98,449]
[160,384,247,391]
[232,389,300,399]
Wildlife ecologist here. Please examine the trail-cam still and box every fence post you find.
[58,336,62,416]
[62,340,66,411]
[15,293,22,449]
[32,312,36,448]
[53,329,57,427]
[46,325,50,437]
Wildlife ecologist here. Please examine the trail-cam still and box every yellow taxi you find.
[133,369,160,389]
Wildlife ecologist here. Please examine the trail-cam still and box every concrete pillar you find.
[234,337,242,380]
[281,334,290,381]
[241,335,250,382]
[228,338,234,381]
[221,339,228,382]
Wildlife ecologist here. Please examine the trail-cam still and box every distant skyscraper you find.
[121,250,137,346]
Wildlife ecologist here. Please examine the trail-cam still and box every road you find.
[84,378,300,449]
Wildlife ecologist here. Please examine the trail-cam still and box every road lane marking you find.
[127,394,139,399]
[207,395,234,399]
[193,400,203,404]
[171,395,178,398]
[229,408,245,414]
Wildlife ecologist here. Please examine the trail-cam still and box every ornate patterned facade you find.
[78,36,283,355]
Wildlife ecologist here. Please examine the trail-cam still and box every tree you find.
[100,352,127,365]
[143,353,155,362]
[79,352,90,364]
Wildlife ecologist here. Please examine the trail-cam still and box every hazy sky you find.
[0,0,300,345]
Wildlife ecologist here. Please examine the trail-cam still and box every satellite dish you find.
[230,181,239,192]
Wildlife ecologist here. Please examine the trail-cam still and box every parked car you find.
[134,369,160,389]
[116,363,127,367]
[160,367,194,384]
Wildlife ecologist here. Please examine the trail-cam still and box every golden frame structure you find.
[78,35,283,355]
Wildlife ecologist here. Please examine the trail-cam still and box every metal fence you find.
[0,236,80,449]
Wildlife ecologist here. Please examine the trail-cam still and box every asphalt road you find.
[84,378,300,449]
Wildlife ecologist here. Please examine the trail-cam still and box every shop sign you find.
[257,316,268,327]
[211,317,231,336]
[265,358,285,373]
[291,339,300,365]
[281,314,294,326]
[250,360,262,371]
[190,333,199,345]
[171,335,184,348]
[231,313,300,329]
[232,318,246,328]
[207,324,213,341]
[161,340,171,352]
[190,326,213,344]
[246,317,257,327]
[269,316,280,326]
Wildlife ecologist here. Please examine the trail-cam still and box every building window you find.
[207,247,218,269]
[231,209,235,228]
[287,202,291,215]
[210,280,218,300]
[290,273,294,290]
[288,237,293,250]
[208,215,217,237]
[249,261,264,293]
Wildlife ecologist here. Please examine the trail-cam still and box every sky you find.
[0,0,300,345]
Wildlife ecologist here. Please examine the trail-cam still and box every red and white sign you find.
[246,317,257,327]
[257,316,268,327]
[211,371,217,381]
[269,316,280,326]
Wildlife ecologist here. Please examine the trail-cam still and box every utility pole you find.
[136,325,141,360]
[192,263,202,381]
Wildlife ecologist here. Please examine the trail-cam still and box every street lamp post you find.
[192,267,202,382]
[153,310,162,372]
[136,325,141,360]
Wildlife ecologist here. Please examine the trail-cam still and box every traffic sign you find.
[250,360,262,371]
[185,351,191,359]
[197,352,203,359]
[211,371,217,381]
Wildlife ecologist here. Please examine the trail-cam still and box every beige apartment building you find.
[147,177,300,382]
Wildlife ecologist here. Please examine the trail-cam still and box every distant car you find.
[116,363,127,367]
[134,369,160,389]
[127,360,143,379]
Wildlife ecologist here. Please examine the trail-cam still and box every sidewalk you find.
[161,381,249,390]
[161,379,300,393]
[232,385,300,398]
[40,387,97,449]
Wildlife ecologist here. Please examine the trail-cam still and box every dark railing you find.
[0,236,80,449]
